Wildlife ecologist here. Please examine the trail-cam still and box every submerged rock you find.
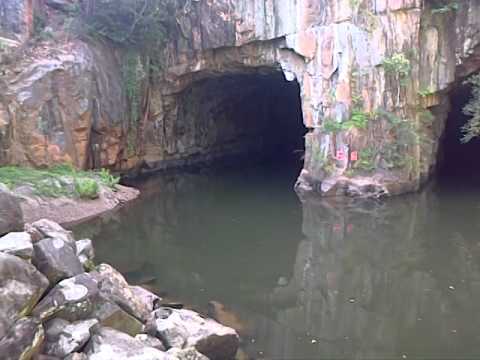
[0,231,33,259]
[85,327,172,360]
[0,252,49,339]
[32,237,83,284]
[0,317,44,360]
[152,308,239,359]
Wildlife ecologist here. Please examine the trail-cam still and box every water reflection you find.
[74,169,480,359]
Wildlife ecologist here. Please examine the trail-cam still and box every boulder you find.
[85,327,173,360]
[135,334,166,351]
[130,285,161,313]
[91,299,144,337]
[43,318,98,357]
[0,317,44,360]
[32,237,83,284]
[29,219,76,249]
[32,273,99,321]
[151,308,239,359]
[64,353,88,360]
[0,231,33,259]
[0,253,49,339]
[75,239,95,269]
[91,264,151,321]
[0,185,23,235]
[167,347,209,360]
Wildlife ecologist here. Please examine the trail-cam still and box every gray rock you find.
[0,317,44,360]
[32,273,99,321]
[167,347,209,360]
[0,185,23,236]
[135,334,166,351]
[0,231,33,259]
[85,327,173,360]
[130,285,161,313]
[32,237,83,284]
[29,219,76,249]
[0,252,49,339]
[43,318,98,357]
[64,353,88,360]
[76,239,95,268]
[91,264,151,321]
[91,299,144,337]
[152,308,239,359]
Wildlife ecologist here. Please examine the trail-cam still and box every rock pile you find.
[0,219,239,360]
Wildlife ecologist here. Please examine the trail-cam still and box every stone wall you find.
[1,0,480,197]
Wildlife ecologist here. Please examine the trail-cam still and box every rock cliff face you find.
[1,0,480,197]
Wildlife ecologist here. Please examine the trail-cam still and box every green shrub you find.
[98,168,120,189]
[461,74,480,143]
[75,178,100,199]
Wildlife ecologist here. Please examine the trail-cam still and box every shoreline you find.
[17,183,140,228]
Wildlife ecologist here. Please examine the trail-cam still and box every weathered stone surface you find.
[64,353,87,360]
[91,263,151,322]
[0,231,33,259]
[0,253,49,339]
[166,347,209,360]
[130,285,161,313]
[76,239,94,268]
[152,308,239,359]
[32,237,83,284]
[43,318,98,357]
[135,334,166,352]
[32,273,99,321]
[0,317,44,360]
[29,219,76,248]
[0,185,24,235]
[85,327,172,360]
[91,299,144,337]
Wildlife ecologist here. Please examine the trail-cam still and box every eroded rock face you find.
[0,231,33,259]
[0,253,49,340]
[2,1,480,198]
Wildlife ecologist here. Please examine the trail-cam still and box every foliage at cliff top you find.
[461,74,480,143]
[0,164,119,199]
[78,0,176,52]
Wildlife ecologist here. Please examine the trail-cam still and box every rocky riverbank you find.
[0,219,239,360]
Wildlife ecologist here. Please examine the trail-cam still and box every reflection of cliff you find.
[249,190,480,359]
[74,174,480,359]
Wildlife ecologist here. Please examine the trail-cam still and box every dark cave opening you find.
[437,81,480,181]
[176,70,306,173]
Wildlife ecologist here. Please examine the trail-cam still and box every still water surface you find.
[74,164,480,359]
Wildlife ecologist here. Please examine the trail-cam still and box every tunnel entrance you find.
[175,70,305,173]
[437,79,480,180]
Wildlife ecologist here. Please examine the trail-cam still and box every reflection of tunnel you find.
[175,70,305,170]
[438,80,480,179]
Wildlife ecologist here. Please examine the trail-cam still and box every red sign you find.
[350,151,358,161]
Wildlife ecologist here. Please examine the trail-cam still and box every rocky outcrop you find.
[1,0,480,197]
[0,220,240,359]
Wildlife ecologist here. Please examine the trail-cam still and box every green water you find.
[74,164,480,359]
